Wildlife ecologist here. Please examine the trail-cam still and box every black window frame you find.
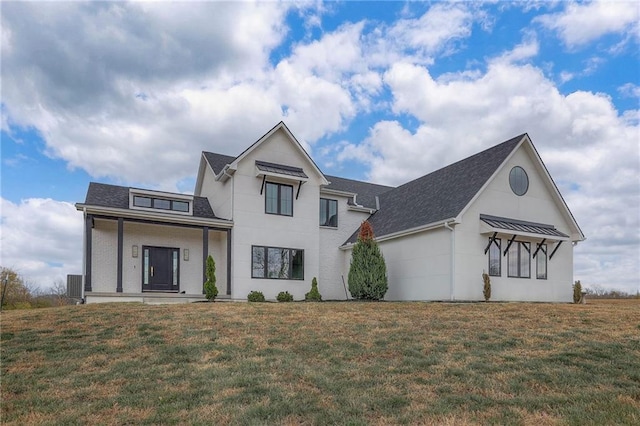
[488,237,501,277]
[508,241,531,278]
[536,244,547,280]
[319,198,338,227]
[133,195,191,213]
[265,182,293,216]
[153,198,171,210]
[251,245,304,280]
[133,196,152,208]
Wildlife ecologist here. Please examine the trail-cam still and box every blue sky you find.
[1,1,638,293]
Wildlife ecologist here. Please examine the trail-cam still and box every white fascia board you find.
[339,218,457,250]
[457,134,585,242]
[347,205,376,214]
[523,140,586,241]
[215,164,236,182]
[320,188,357,198]
[231,122,329,186]
[75,204,233,228]
[194,155,208,195]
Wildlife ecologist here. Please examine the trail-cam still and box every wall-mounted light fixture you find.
[184,249,189,261]
[132,245,139,258]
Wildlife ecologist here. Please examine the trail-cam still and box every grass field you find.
[2,299,639,425]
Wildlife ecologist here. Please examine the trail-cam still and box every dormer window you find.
[130,191,193,215]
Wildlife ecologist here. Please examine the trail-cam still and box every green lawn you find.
[1,300,639,425]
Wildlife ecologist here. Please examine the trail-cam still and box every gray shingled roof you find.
[203,151,392,210]
[344,134,526,244]
[324,175,393,209]
[203,152,236,175]
[84,182,219,220]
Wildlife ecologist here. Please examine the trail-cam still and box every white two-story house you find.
[76,122,584,303]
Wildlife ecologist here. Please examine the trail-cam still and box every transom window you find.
[488,237,501,276]
[252,246,304,280]
[536,244,547,280]
[320,198,338,227]
[265,182,293,216]
[133,196,190,213]
[508,241,531,278]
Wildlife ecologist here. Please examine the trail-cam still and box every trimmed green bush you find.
[276,291,294,302]
[573,280,582,304]
[348,221,388,300]
[305,277,322,301]
[482,272,491,302]
[204,255,218,301]
[247,291,265,302]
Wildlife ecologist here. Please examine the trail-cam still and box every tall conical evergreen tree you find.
[348,220,388,300]
[204,255,218,301]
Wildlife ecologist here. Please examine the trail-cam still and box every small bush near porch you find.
[1,300,639,425]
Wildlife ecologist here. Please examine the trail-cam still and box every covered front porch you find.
[82,213,233,303]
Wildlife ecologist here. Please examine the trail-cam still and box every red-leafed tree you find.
[347,220,388,300]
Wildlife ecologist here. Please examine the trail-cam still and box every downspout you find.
[219,165,234,220]
[444,221,455,301]
[81,207,87,302]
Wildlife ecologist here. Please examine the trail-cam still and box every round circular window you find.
[509,166,529,196]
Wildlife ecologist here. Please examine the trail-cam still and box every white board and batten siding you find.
[454,143,576,302]
[227,128,322,301]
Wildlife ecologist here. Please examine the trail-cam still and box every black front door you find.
[142,246,179,292]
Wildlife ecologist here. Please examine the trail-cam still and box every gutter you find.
[339,218,459,250]
[74,204,234,229]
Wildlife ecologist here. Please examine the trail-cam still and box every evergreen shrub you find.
[348,221,388,300]
[204,255,218,301]
[277,291,294,302]
[573,280,582,304]
[305,277,322,301]
[247,291,265,302]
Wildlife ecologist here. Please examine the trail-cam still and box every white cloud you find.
[492,33,539,65]
[535,1,640,48]
[0,198,84,290]
[386,3,474,58]
[364,2,477,67]
[1,1,294,191]
[618,83,640,98]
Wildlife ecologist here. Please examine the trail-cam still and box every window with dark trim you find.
[508,241,530,278]
[320,198,338,227]
[488,237,501,276]
[251,246,304,280]
[133,195,191,213]
[265,182,293,216]
[536,244,547,280]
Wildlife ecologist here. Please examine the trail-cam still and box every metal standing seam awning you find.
[480,214,569,260]
[255,160,309,199]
